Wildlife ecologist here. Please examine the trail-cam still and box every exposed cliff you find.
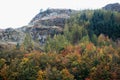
[28,9,77,45]
[0,28,25,44]
[0,9,76,45]
[29,9,76,26]
[103,3,120,12]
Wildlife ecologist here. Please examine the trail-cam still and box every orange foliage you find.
[61,45,82,56]
[61,68,74,80]
[0,64,8,80]
[86,43,94,51]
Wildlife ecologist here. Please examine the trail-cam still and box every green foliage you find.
[1,9,120,80]
[64,23,88,44]
[0,41,120,80]
[16,43,20,50]
[45,35,69,53]
[89,10,120,40]
[23,33,34,52]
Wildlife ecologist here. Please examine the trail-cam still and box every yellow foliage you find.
[0,64,8,80]
[20,58,29,65]
[61,68,74,80]
[37,70,46,80]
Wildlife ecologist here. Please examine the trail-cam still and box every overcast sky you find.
[0,0,120,29]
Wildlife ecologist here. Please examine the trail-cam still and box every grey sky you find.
[0,0,120,29]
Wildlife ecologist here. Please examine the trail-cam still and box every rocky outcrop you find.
[103,3,120,12]
[0,9,74,45]
[0,28,25,44]
[29,9,77,28]
[30,9,76,24]
[27,9,77,45]
[30,26,63,45]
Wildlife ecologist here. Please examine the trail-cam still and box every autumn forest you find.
[1,9,120,80]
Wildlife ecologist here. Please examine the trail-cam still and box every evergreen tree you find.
[16,43,20,50]
[23,33,34,52]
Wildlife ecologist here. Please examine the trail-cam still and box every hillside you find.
[0,9,77,46]
[0,3,120,46]
[103,3,120,12]
[29,9,76,27]
[1,3,120,80]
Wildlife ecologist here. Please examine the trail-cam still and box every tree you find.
[16,43,20,50]
[61,68,74,80]
[45,35,69,53]
[64,21,88,44]
[23,33,34,52]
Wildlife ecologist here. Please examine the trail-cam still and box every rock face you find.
[0,9,76,45]
[28,9,76,45]
[103,3,120,12]
[30,9,76,26]
[0,28,25,44]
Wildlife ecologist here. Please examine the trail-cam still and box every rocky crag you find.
[103,3,120,12]
[0,9,76,45]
